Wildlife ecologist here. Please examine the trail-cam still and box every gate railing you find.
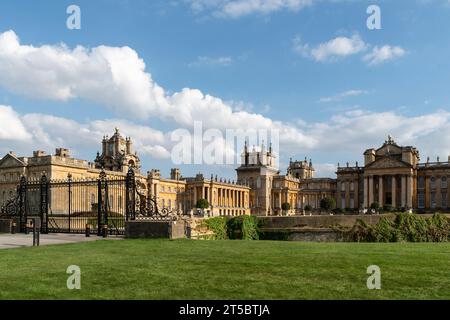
[0,167,181,235]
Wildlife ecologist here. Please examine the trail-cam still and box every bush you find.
[203,217,228,240]
[227,215,259,240]
[304,205,313,212]
[320,197,336,211]
[370,202,380,210]
[346,213,450,242]
[196,198,209,209]
[281,202,291,213]
[333,208,345,214]
[383,204,393,212]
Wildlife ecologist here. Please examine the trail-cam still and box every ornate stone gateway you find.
[0,168,177,235]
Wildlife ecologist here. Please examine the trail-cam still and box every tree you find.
[196,198,209,209]
[281,202,291,215]
[370,202,380,210]
[320,197,336,212]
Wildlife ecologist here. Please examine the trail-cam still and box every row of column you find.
[363,174,413,209]
[217,187,246,208]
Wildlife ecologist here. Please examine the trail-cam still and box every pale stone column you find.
[378,176,383,206]
[401,175,406,208]
[368,176,374,206]
[392,175,397,207]
[436,177,442,209]
[364,177,369,208]
[407,174,413,208]
[278,192,282,208]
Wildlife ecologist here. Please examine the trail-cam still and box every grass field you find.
[0,239,449,300]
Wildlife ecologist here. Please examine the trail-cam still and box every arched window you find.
[431,177,436,189]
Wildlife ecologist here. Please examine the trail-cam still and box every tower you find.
[94,128,141,174]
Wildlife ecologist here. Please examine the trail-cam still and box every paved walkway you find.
[0,233,120,249]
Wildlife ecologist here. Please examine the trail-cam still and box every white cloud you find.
[0,30,444,178]
[2,105,450,177]
[189,56,233,67]
[0,105,31,141]
[293,35,406,65]
[0,111,171,160]
[363,45,406,66]
[294,34,367,62]
[319,89,368,103]
[187,0,315,18]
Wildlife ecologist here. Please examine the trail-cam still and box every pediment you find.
[376,144,402,156]
[0,154,26,168]
[366,157,410,169]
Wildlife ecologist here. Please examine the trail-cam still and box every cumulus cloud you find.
[293,34,406,65]
[363,45,406,66]
[0,111,171,161]
[0,105,31,141]
[2,105,450,177]
[293,34,367,62]
[187,0,315,18]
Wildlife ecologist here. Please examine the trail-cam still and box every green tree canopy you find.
[320,197,336,211]
[196,198,209,209]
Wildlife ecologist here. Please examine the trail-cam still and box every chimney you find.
[33,150,46,157]
[55,148,70,158]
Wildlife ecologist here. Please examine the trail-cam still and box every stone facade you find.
[236,142,336,215]
[1,132,447,216]
[337,136,450,211]
[0,129,250,217]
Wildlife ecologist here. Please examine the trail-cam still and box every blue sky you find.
[0,0,450,179]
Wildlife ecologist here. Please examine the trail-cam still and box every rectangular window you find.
[350,193,355,209]
[441,193,447,209]
[418,176,425,189]
[431,192,436,209]
[418,192,425,209]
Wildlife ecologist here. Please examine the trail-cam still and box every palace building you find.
[236,142,336,215]
[0,129,251,216]
[336,136,450,212]
[0,131,448,216]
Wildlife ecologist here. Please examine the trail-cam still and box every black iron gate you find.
[0,169,138,236]
[0,167,181,235]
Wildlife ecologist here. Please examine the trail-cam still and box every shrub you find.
[346,213,450,243]
[196,198,209,209]
[370,202,380,210]
[281,202,291,213]
[203,217,228,240]
[320,197,336,212]
[304,205,313,212]
[227,215,259,240]
[383,204,393,212]
[333,208,345,214]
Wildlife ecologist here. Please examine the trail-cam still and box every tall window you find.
[418,176,425,189]
[418,192,425,209]
[441,176,447,189]
[431,177,436,189]
[431,192,436,209]
[341,192,345,209]
[350,193,355,209]
[441,193,447,209]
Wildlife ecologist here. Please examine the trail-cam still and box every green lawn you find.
[0,239,449,300]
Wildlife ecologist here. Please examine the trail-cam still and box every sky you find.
[0,0,450,179]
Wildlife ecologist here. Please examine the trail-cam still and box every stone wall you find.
[258,214,449,229]
[259,214,391,229]
[125,220,186,239]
